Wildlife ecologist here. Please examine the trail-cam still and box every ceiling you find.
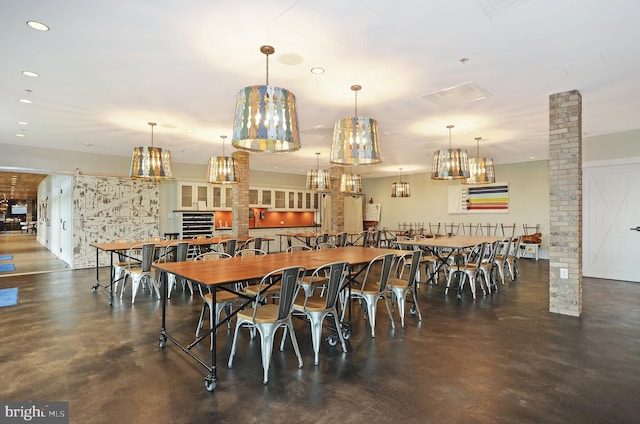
[1,0,639,199]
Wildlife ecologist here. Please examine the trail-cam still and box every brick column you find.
[232,151,249,237]
[549,90,582,317]
[330,166,344,232]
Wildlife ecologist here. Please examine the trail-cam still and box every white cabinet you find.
[178,182,210,210]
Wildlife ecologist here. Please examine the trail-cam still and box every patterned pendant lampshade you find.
[330,85,381,166]
[340,172,363,194]
[207,135,238,184]
[130,122,173,179]
[464,137,495,184]
[232,45,300,153]
[391,168,410,197]
[432,125,470,180]
[305,152,331,192]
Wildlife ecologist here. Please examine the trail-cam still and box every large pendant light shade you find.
[464,137,495,184]
[232,46,300,153]
[130,122,173,179]
[340,172,363,194]
[305,152,331,192]
[330,85,381,165]
[432,125,470,180]
[391,168,410,197]
[207,135,238,184]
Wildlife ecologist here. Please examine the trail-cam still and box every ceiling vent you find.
[422,81,492,106]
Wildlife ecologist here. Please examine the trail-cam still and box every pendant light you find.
[330,85,381,166]
[464,137,495,184]
[207,135,238,184]
[340,171,363,194]
[231,45,300,152]
[391,168,410,197]
[305,152,331,192]
[432,124,470,180]
[130,122,173,179]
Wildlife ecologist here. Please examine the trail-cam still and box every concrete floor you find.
[0,236,639,423]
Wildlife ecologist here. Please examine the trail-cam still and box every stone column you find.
[549,90,582,316]
[330,166,344,232]
[232,151,250,237]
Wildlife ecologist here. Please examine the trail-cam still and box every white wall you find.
[362,161,550,258]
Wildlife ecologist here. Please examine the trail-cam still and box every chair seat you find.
[352,282,381,296]
[293,295,327,312]
[388,278,410,289]
[237,303,281,324]
[203,291,241,304]
[245,283,281,297]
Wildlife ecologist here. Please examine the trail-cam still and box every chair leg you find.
[286,319,304,370]
[383,296,396,330]
[411,288,422,322]
[309,312,323,365]
[364,296,377,337]
[259,325,275,384]
[227,319,243,368]
[331,311,347,353]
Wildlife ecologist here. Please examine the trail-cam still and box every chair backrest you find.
[255,266,305,321]
[353,231,369,247]
[396,249,422,288]
[361,253,397,293]
[508,236,522,258]
[312,262,349,310]
[483,240,501,266]
[128,243,156,272]
[286,244,312,252]
[235,248,267,257]
[334,232,348,247]
[501,223,516,238]
[163,241,188,262]
[217,239,237,256]
[315,242,337,250]
[195,252,232,261]
[242,237,263,250]
[429,222,441,236]
[466,243,486,268]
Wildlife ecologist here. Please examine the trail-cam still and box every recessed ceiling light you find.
[16,133,25,137]
[19,99,32,104]
[185,128,195,133]
[83,143,93,147]
[27,21,49,31]
[310,67,325,75]
[17,121,29,125]
[529,156,536,160]
[22,71,39,77]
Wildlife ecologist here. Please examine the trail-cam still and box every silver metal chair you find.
[228,266,306,384]
[194,252,233,350]
[288,261,349,364]
[343,253,397,337]
[388,250,423,327]
[120,243,158,303]
[446,242,486,299]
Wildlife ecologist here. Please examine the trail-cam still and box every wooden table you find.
[90,236,261,304]
[153,246,399,392]
[395,235,504,292]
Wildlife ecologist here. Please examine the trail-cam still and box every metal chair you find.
[479,240,501,293]
[120,243,158,303]
[388,250,423,327]
[228,266,306,384]
[446,242,486,299]
[165,241,191,298]
[193,252,234,350]
[343,253,397,337]
[288,261,349,364]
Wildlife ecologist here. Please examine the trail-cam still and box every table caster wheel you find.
[204,377,216,392]
[410,306,417,315]
[342,330,351,340]
[327,336,338,346]
[159,337,166,348]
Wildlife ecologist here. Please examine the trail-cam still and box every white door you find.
[59,177,73,266]
[583,159,640,282]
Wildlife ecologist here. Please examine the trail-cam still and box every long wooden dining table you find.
[90,236,265,304]
[152,246,399,392]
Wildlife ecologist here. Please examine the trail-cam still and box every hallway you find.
[0,232,70,277]
[0,255,639,423]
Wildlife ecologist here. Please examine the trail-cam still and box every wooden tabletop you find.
[153,246,399,287]
[91,236,264,253]
[395,235,504,249]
